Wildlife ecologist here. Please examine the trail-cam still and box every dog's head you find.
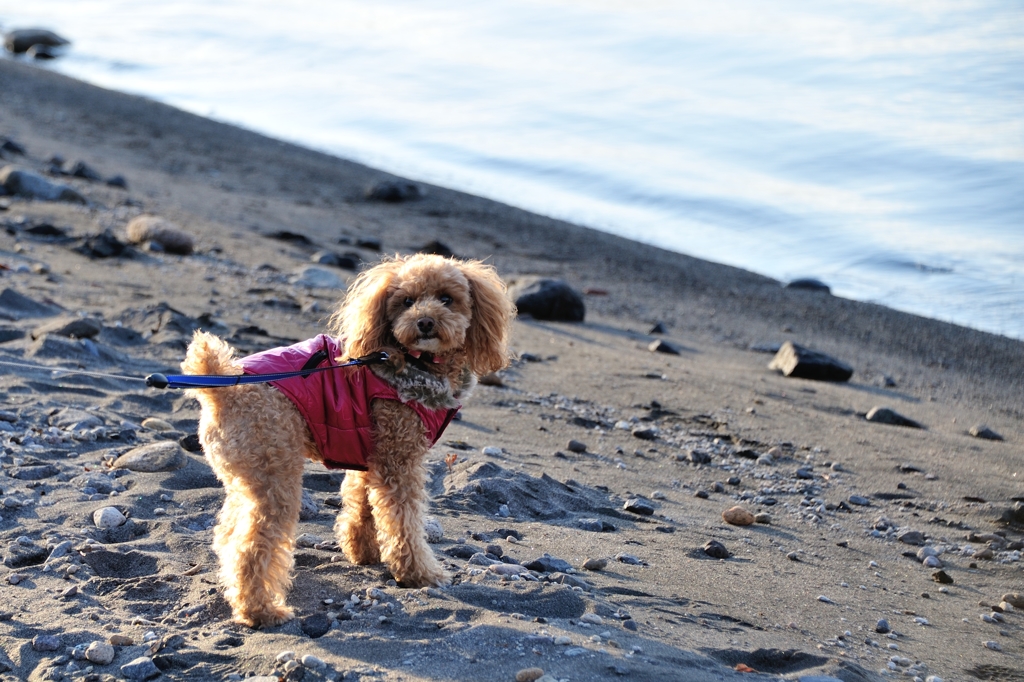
[333,254,515,376]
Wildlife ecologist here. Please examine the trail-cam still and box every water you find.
[2,0,1022,338]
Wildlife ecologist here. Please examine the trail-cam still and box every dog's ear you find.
[331,258,400,358]
[460,260,515,376]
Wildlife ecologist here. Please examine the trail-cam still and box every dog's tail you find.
[182,330,240,378]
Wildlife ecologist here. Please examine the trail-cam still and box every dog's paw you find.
[238,605,295,629]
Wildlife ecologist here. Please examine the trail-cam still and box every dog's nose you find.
[417,317,435,334]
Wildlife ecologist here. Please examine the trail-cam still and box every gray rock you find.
[524,554,573,573]
[299,489,319,521]
[866,406,923,429]
[623,498,655,516]
[513,279,585,322]
[686,449,712,464]
[31,316,103,340]
[575,518,605,532]
[0,166,84,202]
[4,28,70,54]
[567,440,587,453]
[292,265,346,289]
[50,408,103,430]
[848,495,870,506]
[424,517,444,543]
[969,424,1003,441]
[32,634,61,651]
[9,463,59,480]
[366,180,424,202]
[703,540,730,559]
[311,250,360,269]
[85,641,116,665]
[121,656,161,680]
[785,278,831,293]
[582,557,608,571]
[898,530,926,546]
[631,426,659,441]
[93,506,127,529]
[876,618,890,633]
[647,339,680,355]
[111,441,187,472]
[768,342,853,382]
[300,612,330,639]
[615,553,645,565]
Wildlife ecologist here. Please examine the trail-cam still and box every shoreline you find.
[1,57,1022,682]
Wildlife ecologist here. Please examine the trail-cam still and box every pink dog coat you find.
[240,335,458,470]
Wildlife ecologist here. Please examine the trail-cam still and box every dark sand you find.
[1,57,1022,682]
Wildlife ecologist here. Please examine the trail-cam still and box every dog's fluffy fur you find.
[182,254,514,627]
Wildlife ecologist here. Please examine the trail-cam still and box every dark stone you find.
[74,230,130,259]
[768,342,853,382]
[865,406,923,429]
[1000,502,1024,525]
[703,540,730,559]
[300,612,331,639]
[631,426,658,441]
[27,45,58,60]
[567,440,587,453]
[648,339,680,355]
[24,222,67,237]
[267,230,312,244]
[623,619,638,631]
[623,498,655,516]
[795,467,813,479]
[785,278,831,293]
[0,139,26,155]
[106,175,128,189]
[311,251,360,270]
[875,619,890,633]
[969,424,1003,441]
[4,28,70,54]
[10,463,60,480]
[354,237,382,251]
[523,554,573,573]
[444,544,481,559]
[687,450,712,464]
[897,530,926,546]
[931,570,954,584]
[514,279,585,322]
[179,433,203,453]
[65,160,102,181]
[32,316,102,340]
[419,240,454,258]
[648,322,667,334]
[0,167,85,203]
[366,180,424,202]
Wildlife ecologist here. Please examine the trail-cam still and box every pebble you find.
[483,446,503,456]
[513,279,585,322]
[488,563,529,576]
[615,553,645,565]
[754,512,772,524]
[817,595,835,604]
[983,640,1002,651]
[648,339,680,355]
[848,495,870,506]
[276,651,295,663]
[722,505,754,526]
[582,557,608,571]
[33,634,61,651]
[424,517,444,543]
[623,498,655,515]
[968,424,1003,441]
[516,668,545,682]
[703,540,730,559]
[631,426,659,440]
[876,619,890,634]
[120,656,161,680]
[300,654,326,670]
[553,635,572,645]
[567,440,587,453]
[865,406,923,428]
[292,266,346,289]
[581,613,603,625]
[85,641,115,665]
[112,441,188,472]
[140,417,175,431]
[923,555,943,568]
[524,555,572,573]
[93,506,127,529]
[897,530,926,546]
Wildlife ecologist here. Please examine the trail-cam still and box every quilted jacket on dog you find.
[240,335,458,470]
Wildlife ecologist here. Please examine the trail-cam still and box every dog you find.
[182,254,515,627]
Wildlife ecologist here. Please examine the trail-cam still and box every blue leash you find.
[144,351,389,389]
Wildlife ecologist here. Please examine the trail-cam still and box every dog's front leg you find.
[365,401,448,587]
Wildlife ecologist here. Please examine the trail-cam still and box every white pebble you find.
[276,651,295,663]
[482,447,502,456]
[914,617,929,626]
[92,506,126,529]
[301,654,326,670]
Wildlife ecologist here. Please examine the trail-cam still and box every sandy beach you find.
[1,58,1022,682]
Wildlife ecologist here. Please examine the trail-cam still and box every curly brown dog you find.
[182,254,514,627]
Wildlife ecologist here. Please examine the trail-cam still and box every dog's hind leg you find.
[336,470,381,565]
[364,402,448,587]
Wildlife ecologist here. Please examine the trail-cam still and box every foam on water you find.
[2,0,1022,337]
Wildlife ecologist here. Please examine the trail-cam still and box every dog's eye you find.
[439,294,453,306]
[403,297,415,308]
